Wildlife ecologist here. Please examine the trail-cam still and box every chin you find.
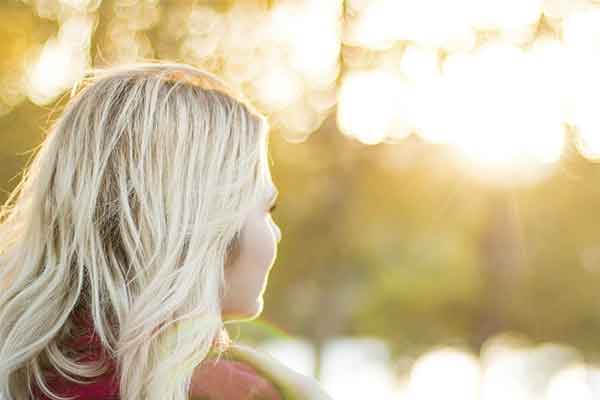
[244,298,263,319]
[246,297,265,320]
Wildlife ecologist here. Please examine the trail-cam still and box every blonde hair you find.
[0,61,272,400]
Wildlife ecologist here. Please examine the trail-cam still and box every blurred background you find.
[3,0,600,398]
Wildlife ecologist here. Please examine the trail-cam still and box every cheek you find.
[226,216,275,289]
[222,218,276,317]
[242,218,276,269]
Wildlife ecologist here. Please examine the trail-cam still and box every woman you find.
[0,62,331,400]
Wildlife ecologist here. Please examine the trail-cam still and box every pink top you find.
[31,312,283,400]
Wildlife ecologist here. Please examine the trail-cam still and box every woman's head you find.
[0,61,280,400]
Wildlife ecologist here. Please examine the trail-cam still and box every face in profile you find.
[221,182,281,321]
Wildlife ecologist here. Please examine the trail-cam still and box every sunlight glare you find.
[337,70,403,145]
[273,1,341,89]
[388,0,478,52]
[471,0,543,34]
[562,9,600,161]
[542,0,589,19]
[258,338,316,377]
[344,0,396,50]
[575,119,600,161]
[562,8,600,51]
[59,0,101,13]
[437,42,564,173]
[276,101,322,142]
[25,16,93,105]
[547,364,594,400]
[321,338,402,400]
[408,348,480,400]
[481,348,538,400]
[400,45,439,83]
[254,66,304,112]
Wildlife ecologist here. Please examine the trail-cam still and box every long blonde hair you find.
[0,61,272,400]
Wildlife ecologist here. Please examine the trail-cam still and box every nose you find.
[271,220,282,243]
